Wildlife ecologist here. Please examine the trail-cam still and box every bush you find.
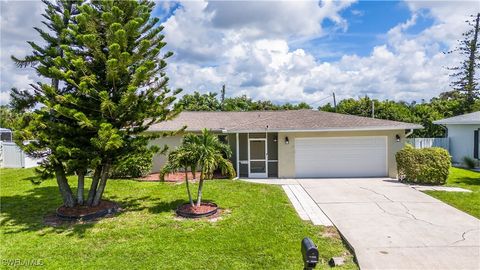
[462,156,476,169]
[396,145,451,185]
[110,151,154,179]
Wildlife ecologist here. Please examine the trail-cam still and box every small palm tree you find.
[162,129,236,208]
[161,144,200,207]
[193,129,236,206]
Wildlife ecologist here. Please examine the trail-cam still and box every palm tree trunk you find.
[86,165,102,206]
[185,167,194,207]
[196,170,205,207]
[54,165,76,208]
[77,170,85,205]
[92,163,111,206]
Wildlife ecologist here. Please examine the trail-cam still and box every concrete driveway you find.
[299,178,480,270]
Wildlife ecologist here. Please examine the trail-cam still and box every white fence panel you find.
[0,142,42,168]
[1,142,24,168]
[406,138,449,151]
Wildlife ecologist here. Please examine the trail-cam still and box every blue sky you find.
[1,1,478,105]
[154,1,437,62]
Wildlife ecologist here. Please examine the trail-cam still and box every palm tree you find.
[161,144,200,207]
[193,129,236,206]
[162,129,236,208]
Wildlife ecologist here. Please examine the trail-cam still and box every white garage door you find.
[295,136,387,178]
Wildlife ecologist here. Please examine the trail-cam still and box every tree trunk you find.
[196,170,205,207]
[54,165,76,208]
[86,166,102,206]
[92,163,111,206]
[77,170,85,205]
[185,167,194,207]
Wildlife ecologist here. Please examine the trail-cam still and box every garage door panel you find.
[295,137,387,178]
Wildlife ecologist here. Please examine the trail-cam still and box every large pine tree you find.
[11,0,181,208]
[448,13,480,112]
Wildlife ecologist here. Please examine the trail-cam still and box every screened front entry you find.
[249,139,267,178]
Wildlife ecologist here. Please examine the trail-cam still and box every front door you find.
[249,139,267,178]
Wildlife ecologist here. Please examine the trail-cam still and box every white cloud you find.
[0,0,44,105]
[1,0,479,107]
[161,0,479,105]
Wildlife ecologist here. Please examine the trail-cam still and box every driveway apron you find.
[299,178,480,270]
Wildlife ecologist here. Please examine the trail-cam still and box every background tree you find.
[447,13,480,112]
[177,91,221,111]
[176,87,313,111]
[11,0,181,208]
[0,106,21,131]
[318,96,447,137]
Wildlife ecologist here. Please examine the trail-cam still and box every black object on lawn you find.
[301,237,319,270]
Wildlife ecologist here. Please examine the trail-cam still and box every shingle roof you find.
[433,111,480,125]
[148,110,422,132]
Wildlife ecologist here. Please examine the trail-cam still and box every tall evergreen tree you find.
[11,0,181,208]
[11,0,83,207]
[447,13,480,112]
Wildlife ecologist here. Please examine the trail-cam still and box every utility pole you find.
[332,92,337,112]
[221,84,226,108]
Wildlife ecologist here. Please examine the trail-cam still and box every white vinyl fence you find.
[0,141,42,168]
[406,138,449,151]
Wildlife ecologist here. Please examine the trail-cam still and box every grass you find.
[0,168,356,269]
[424,167,480,218]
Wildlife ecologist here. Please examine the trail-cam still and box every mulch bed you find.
[56,200,120,221]
[176,202,218,218]
[138,172,227,182]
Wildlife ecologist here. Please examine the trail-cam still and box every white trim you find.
[223,126,422,133]
[248,137,268,178]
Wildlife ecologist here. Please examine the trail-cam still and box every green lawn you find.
[424,167,480,218]
[0,168,356,269]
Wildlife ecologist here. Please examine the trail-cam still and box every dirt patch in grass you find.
[321,226,342,240]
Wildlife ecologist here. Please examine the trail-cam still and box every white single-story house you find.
[147,110,422,178]
[433,111,480,163]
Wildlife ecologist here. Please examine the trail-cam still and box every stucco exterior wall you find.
[446,124,480,163]
[277,130,407,178]
[149,135,183,173]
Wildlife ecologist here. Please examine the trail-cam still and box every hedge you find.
[396,145,451,185]
[110,151,154,179]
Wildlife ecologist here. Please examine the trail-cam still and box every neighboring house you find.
[433,111,480,164]
[147,110,422,178]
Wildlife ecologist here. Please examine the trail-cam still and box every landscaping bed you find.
[56,200,120,221]
[0,168,357,269]
[138,171,227,182]
[176,202,218,218]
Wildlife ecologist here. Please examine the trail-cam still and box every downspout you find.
[405,129,414,138]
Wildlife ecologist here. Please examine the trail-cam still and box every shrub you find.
[110,151,154,179]
[396,145,451,185]
[462,156,476,169]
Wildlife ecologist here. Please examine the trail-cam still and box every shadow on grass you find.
[452,176,480,186]
[1,184,189,237]
[148,199,188,214]
[0,185,96,237]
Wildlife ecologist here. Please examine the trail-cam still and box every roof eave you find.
[433,121,480,125]
[223,125,423,133]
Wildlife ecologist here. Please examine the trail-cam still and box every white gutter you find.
[405,129,414,137]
